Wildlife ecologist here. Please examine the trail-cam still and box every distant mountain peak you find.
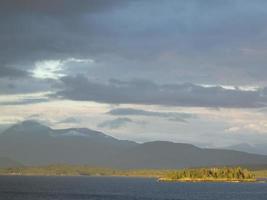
[143,141,199,148]
[1,121,267,168]
[20,120,48,127]
[2,120,51,136]
[225,143,267,155]
[3,121,120,142]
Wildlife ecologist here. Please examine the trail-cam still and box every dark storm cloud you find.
[0,0,126,50]
[0,0,125,15]
[98,117,133,129]
[108,108,196,123]
[1,0,267,93]
[0,0,267,83]
[54,75,267,108]
[0,0,117,92]
[0,0,128,74]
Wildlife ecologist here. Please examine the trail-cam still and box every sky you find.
[1,0,267,147]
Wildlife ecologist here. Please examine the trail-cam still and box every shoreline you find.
[0,174,266,183]
[1,166,267,183]
[0,173,159,178]
[158,177,260,183]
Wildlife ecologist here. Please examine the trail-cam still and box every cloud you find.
[108,108,196,122]
[0,91,51,106]
[32,58,94,79]
[0,98,49,106]
[55,75,267,108]
[0,57,94,95]
[2,0,267,147]
[1,0,267,87]
[57,117,81,124]
[0,78,53,94]
[97,117,133,129]
[32,60,64,80]
[0,66,29,78]
[0,0,128,69]
[0,0,126,16]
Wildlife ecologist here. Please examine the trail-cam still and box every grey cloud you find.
[0,66,29,78]
[108,108,196,123]
[0,98,49,106]
[0,0,128,67]
[0,75,59,95]
[58,117,81,124]
[2,0,267,147]
[55,75,267,108]
[27,114,41,119]
[1,0,267,87]
[98,117,133,129]
[0,0,126,15]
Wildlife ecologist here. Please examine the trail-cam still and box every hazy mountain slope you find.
[0,157,22,168]
[0,121,137,166]
[1,121,267,169]
[225,143,267,155]
[113,141,267,169]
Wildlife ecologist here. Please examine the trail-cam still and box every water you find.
[0,176,266,200]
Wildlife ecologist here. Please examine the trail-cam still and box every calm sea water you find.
[0,176,266,200]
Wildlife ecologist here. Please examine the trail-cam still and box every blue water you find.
[0,176,266,200]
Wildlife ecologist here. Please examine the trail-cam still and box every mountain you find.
[0,157,22,168]
[225,143,267,155]
[1,120,267,169]
[0,120,137,166]
[111,141,267,169]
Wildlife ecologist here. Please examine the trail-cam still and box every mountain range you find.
[1,120,267,169]
[225,143,267,156]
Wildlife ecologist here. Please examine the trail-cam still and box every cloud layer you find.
[1,1,267,146]
[1,0,267,85]
[98,117,133,129]
[0,66,29,78]
[108,108,196,122]
[55,75,267,108]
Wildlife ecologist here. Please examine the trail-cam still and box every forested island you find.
[159,167,257,182]
[0,165,266,182]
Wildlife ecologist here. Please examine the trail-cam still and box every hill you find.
[0,157,22,168]
[225,143,267,155]
[1,121,267,169]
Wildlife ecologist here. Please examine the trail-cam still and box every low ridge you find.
[1,121,267,169]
